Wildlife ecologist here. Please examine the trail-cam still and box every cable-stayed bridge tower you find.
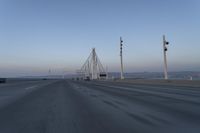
[78,48,107,80]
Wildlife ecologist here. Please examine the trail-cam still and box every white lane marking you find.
[25,85,38,90]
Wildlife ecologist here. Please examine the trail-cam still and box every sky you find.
[0,0,200,77]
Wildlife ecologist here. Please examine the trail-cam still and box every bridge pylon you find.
[78,48,107,80]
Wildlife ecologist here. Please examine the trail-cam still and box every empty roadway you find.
[0,79,200,133]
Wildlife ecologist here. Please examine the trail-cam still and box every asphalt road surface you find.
[0,79,200,133]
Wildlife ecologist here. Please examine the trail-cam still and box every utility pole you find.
[120,37,124,79]
[163,35,169,80]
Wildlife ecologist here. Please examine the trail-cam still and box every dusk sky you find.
[0,0,200,77]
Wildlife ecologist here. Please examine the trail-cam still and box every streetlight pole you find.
[163,35,169,80]
[120,37,124,79]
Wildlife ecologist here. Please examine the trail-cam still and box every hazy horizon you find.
[0,0,200,77]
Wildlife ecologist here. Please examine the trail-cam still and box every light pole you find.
[120,37,124,79]
[163,35,169,80]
